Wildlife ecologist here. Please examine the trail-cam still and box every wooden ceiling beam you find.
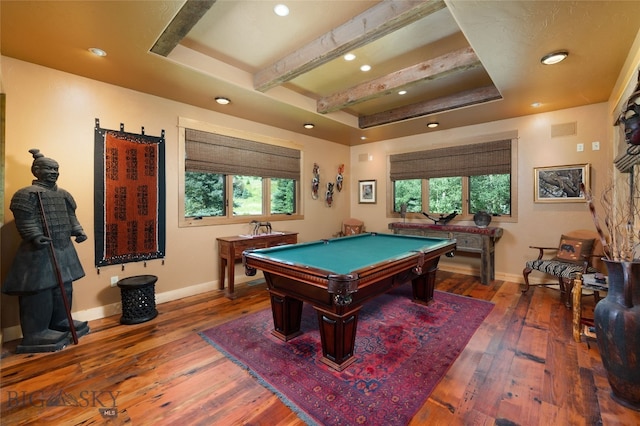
[358,85,503,128]
[253,0,447,92]
[150,0,217,57]
[317,47,480,114]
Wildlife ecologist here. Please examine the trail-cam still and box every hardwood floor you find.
[2,272,639,425]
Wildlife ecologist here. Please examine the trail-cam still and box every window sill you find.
[179,214,303,228]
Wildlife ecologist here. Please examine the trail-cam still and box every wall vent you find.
[551,122,577,138]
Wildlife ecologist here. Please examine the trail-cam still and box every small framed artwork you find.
[358,180,377,204]
[534,163,590,203]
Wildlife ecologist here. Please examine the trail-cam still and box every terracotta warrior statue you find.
[3,149,89,353]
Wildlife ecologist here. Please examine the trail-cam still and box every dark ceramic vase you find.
[473,211,492,228]
[594,259,640,411]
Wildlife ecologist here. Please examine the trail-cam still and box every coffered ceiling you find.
[2,1,639,145]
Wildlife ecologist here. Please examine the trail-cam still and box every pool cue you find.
[36,191,79,345]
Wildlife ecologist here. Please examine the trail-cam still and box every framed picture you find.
[358,180,377,204]
[534,163,590,203]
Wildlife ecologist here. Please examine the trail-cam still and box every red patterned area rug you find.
[200,285,493,425]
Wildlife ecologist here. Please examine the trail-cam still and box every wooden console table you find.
[217,232,298,299]
[388,222,503,285]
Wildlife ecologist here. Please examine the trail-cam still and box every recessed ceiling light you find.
[88,47,107,57]
[215,97,230,105]
[541,50,568,65]
[360,64,371,72]
[344,53,356,61]
[303,123,315,129]
[531,102,542,108]
[360,136,367,140]
[274,4,289,16]
[427,122,439,128]
[398,90,407,95]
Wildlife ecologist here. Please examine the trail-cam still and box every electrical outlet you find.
[592,141,600,151]
[577,143,584,152]
[110,276,119,287]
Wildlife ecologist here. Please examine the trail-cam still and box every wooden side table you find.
[217,232,298,299]
[117,275,158,325]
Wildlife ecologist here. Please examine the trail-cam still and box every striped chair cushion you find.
[525,259,598,279]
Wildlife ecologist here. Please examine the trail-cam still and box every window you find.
[390,139,515,221]
[180,122,302,226]
[393,179,423,213]
[429,177,462,213]
[271,178,296,214]
[185,171,225,217]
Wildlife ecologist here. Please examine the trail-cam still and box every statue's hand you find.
[75,233,88,243]
[33,235,52,248]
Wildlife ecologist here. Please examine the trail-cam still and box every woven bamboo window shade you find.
[389,139,512,181]
[185,128,301,180]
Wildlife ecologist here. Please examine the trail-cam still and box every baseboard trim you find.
[2,270,556,343]
[2,280,219,344]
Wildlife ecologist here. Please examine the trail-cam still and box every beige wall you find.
[0,57,349,339]
[348,104,613,282]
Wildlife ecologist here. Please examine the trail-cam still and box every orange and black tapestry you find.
[94,120,165,266]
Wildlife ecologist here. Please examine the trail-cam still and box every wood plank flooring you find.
[2,272,639,425]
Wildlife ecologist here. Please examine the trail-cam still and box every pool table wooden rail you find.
[243,238,455,310]
[242,233,456,370]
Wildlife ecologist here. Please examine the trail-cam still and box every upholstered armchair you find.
[336,218,365,237]
[522,230,604,307]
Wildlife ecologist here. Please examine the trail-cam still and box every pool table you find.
[242,232,456,370]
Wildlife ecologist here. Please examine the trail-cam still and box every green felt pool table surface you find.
[243,232,453,275]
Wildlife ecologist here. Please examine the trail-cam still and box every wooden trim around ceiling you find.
[359,85,503,129]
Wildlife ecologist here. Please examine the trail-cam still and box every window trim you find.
[178,117,303,227]
[387,136,518,224]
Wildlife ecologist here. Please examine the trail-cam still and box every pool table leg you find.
[410,263,438,305]
[314,307,361,371]
[268,290,303,341]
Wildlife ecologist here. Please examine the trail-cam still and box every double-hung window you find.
[389,139,516,221]
[180,122,302,226]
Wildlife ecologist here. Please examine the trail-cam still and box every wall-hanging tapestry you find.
[94,119,166,267]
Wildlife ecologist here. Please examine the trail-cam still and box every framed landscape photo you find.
[534,163,589,203]
[358,180,377,204]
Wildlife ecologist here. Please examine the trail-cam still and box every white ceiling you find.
[2,1,640,146]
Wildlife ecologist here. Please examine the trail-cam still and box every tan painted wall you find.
[348,104,613,283]
[0,57,349,338]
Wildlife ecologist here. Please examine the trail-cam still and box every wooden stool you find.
[117,275,158,324]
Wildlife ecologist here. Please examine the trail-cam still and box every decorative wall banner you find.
[94,119,166,266]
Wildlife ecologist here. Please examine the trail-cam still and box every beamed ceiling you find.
[2,1,640,145]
